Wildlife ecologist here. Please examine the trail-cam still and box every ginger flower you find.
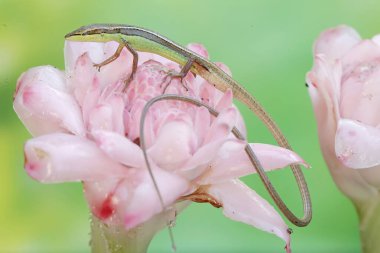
[14,39,307,252]
[307,25,380,253]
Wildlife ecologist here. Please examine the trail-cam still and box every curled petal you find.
[234,105,247,139]
[14,66,85,136]
[203,107,238,144]
[88,95,125,134]
[372,34,380,47]
[66,52,99,109]
[122,168,189,230]
[179,108,241,178]
[148,121,197,171]
[314,25,361,60]
[65,41,131,89]
[24,133,127,182]
[88,105,114,132]
[207,179,291,248]
[193,107,211,147]
[199,142,308,184]
[336,119,380,169]
[83,179,124,222]
[180,138,243,181]
[341,40,380,68]
[306,55,342,125]
[91,130,145,169]
[65,41,107,72]
[215,89,233,112]
[339,41,380,126]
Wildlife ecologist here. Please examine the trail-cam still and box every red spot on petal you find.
[25,163,36,172]
[78,55,87,66]
[24,150,38,174]
[348,130,356,137]
[92,76,98,88]
[22,87,34,105]
[99,195,114,220]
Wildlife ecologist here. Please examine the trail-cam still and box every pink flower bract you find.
[307,25,380,203]
[14,39,307,249]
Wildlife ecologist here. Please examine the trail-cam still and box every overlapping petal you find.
[207,179,291,250]
[314,25,361,60]
[335,119,380,169]
[24,133,127,182]
[14,66,85,136]
[200,142,308,184]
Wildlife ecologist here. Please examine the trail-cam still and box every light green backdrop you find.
[1,0,378,252]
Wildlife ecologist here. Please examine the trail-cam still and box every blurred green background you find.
[1,0,379,252]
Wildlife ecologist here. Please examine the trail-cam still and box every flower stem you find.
[357,197,380,253]
[90,202,189,253]
[90,216,152,253]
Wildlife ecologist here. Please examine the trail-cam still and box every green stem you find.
[90,201,190,253]
[357,197,380,253]
[90,216,152,253]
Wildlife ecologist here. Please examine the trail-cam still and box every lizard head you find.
[65,24,124,42]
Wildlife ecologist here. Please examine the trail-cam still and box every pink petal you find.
[339,41,380,126]
[179,108,241,178]
[108,95,126,135]
[314,25,361,60]
[122,168,189,230]
[148,121,197,171]
[126,98,146,142]
[193,107,211,147]
[180,138,242,181]
[214,89,247,139]
[66,52,99,107]
[83,179,124,222]
[65,41,107,72]
[307,61,378,202]
[65,41,131,89]
[203,107,238,144]
[87,93,125,134]
[215,89,233,112]
[24,133,127,182]
[84,158,189,226]
[88,104,114,132]
[335,119,380,169]
[137,52,177,68]
[208,179,291,247]
[341,40,380,68]
[91,130,145,169]
[199,141,308,184]
[234,105,247,139]
[372,35,380,47]
[325,153,378,203]
[306,55,341,126]
[14,66,85,136]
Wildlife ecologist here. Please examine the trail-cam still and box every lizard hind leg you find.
[122,40,139,92]
[162,58,194,93]
[93,43,124,71]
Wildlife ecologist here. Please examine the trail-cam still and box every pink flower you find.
[306,25,380,204]
[14,39,306,250]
